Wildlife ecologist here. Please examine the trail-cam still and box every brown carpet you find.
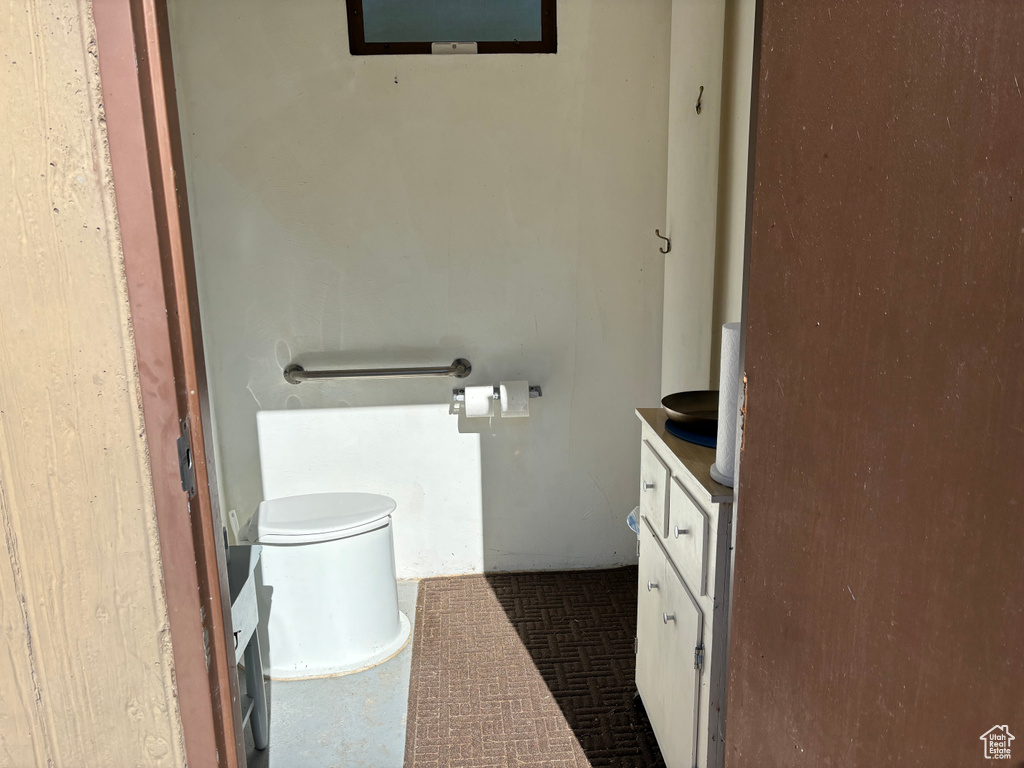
[404,567,664,768]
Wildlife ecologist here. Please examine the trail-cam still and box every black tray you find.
[661,390,719,424]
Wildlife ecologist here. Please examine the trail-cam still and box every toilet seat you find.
[252,492,396,545]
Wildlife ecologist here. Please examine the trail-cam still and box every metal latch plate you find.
[177,419,196,498]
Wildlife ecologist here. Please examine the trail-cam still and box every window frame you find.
[345,0,557,55]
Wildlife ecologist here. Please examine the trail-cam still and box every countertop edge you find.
[635,408,735,504]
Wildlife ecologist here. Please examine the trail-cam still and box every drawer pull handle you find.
[663,612,676,624]
[673,526,689,538]
[642,481,655,491]
[647,580,659,591]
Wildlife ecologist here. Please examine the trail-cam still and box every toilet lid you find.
[256,492,396,544]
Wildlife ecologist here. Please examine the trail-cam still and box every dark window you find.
[346,0,557,55]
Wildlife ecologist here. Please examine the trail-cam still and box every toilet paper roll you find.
[710,323,741,487]
[464,386,495,418]
[499,381,530,418]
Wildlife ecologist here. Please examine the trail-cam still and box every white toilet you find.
[244,492,411,679]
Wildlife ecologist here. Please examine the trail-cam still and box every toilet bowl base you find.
[265,611,411,681]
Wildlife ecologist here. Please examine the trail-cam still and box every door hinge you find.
[177,419,196,498]
[694,645,705,672]
[634,636,638,655]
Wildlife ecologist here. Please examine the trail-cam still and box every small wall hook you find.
[655,229,671,254]
[695,85,704,115]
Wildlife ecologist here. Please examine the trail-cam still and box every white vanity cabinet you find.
[634,409,734,768]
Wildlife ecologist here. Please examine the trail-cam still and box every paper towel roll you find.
[710,323,740,487]
[464,386,495,418]
[499,381,530,418]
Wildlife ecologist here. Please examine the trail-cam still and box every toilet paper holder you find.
[452,385,542,403]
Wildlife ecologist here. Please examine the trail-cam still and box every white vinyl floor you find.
[242,580,418,768]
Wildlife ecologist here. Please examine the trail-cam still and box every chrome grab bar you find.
[284,358,471,385]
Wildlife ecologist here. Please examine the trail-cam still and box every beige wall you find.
[169,0,672,571]
[0,3,185,766]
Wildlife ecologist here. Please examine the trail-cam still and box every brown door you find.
[93,2,243,766]
[726,2,1024,766]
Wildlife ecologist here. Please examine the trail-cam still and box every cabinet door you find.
[636,520,666,720]
[640,439,671,537]
[659,558,704,768]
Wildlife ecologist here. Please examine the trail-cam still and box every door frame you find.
[93,2,242,766]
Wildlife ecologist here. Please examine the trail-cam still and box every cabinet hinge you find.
[177,419,196,499]
[634,636,638,655]
[694,645,705,672]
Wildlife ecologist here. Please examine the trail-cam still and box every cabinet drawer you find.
[640,439,671,537]
[666,476,711,596]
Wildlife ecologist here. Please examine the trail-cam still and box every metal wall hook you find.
[695,85,704,115]
[655,229,671,254]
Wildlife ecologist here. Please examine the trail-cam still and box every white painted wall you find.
[660,0,727,397]
[711,0,756,383]
[168,0,671,572]
[257,406,483,578]
[660,0,755,392]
